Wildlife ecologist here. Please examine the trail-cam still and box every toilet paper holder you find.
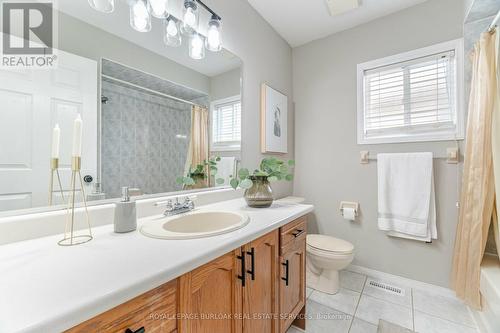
[339,201,359,216]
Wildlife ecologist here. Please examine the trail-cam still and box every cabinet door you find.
[178,251,243,333]
[242,230,280,333]
[279,241,306,333]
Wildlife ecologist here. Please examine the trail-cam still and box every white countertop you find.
[0,198,313,333]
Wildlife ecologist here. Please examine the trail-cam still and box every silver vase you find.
[244,176,273,208]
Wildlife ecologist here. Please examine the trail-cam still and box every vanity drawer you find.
[280,217,307,254]
[66,279,178,333]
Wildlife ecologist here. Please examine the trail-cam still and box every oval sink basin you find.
[140,210,250,240]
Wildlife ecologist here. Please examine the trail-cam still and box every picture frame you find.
[260,83,288,154]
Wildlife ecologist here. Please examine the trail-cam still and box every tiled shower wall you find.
[101,80,192,199]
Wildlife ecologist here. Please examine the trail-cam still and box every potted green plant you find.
[230,157,295,208]
[177,157,225,190]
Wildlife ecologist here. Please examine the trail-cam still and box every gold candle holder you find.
[49,158,65,206]
[58,156,93,246]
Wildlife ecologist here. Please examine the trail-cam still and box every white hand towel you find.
[377,153,437,242]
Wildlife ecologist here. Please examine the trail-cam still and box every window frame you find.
[356,39,465,145]
[210,95,242,152]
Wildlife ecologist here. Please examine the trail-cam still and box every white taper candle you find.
[72,114,82,157]
[51,124,60,158]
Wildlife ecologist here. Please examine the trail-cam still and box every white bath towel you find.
[214,156,236,187]
[377,153,437,242]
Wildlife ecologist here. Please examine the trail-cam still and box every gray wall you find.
[210,68,242,101]
[293,0,464,287]
[209,0,294,198]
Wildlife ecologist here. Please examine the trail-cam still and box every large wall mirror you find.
[0,1,242,215]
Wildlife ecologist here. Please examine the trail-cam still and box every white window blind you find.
[211,97,241,150]
[357,40,464,144]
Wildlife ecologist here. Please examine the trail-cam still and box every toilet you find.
[306,234,354,294]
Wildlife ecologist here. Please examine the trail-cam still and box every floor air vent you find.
[367,279,405,296]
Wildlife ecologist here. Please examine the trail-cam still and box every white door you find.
[0,50,97,211]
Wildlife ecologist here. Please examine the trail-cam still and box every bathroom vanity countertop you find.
[0,198,313,333]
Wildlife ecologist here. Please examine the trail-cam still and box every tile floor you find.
[287,269,479,333]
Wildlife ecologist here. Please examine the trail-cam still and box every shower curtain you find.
[451,30,499,309]
[185,105,209,186]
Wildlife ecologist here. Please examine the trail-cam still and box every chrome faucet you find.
[159,196,196,216]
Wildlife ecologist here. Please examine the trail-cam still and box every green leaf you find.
[268,176,278,182]
[285,174,293,181]
[184,177,195,185]
[210,165,217,171]
[216,156,221,161]
[230,178,239,190]
[240,178,254,189]
[288,160,295,166]
[238,168,250,179]
[216,178,225,185]
[176,177,184,184]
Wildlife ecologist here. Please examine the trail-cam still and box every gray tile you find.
[340,270,366,292]
[355,295,412,329]
[362,277,411,307]
[306,299,352,333]
[306,287,313,298]
[414,311,478,333]
[412,288,475,327]
[349,318,377,333]
[309,288,360,315]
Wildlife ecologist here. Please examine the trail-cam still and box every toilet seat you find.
[306,234,354,255]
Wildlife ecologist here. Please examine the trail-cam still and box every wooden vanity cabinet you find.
[66,279,178,333]
[66,216,307,333]
[178,230,280,333]
[279,217,307,333]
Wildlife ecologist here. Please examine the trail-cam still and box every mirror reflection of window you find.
[211,96,242,152]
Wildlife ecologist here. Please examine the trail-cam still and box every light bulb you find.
[189,34,205,60]
[164,18,181,47]
[130,0,151,32]
[206,17,222,52]
[184,8,196,27]
[149,0,168,18]
[181,0,198,35]
[88,0,114,13]
[166,19,178,36]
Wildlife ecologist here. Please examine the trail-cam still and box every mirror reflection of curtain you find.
[185,105,209,187]
[452,30,499,309]
[493,29,500,257]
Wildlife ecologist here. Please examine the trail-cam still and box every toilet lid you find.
[307,234,354,254]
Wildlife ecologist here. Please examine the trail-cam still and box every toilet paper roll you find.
[342,207,356,221]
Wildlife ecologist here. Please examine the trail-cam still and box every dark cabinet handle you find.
[246,247,255,281]
[281,260,289,286]
[125,327,145,333]
[292,229,305,238]
[237,251,246,287]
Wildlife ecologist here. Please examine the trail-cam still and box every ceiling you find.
[247,0,430,47]
[57,0,241,77]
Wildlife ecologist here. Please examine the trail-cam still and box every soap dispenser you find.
[114,187,137,233]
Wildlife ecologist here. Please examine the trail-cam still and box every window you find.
[357,39,464,144]
[211,95,241,151]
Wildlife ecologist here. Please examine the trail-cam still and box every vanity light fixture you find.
[189,33,205,60]
[205,15,222,52]
[130,0,151,32]
[88,0,223,59]
[164,17,182,47]
[149,0,169,18]
[181,0,199,36]
[88,0,115,13]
